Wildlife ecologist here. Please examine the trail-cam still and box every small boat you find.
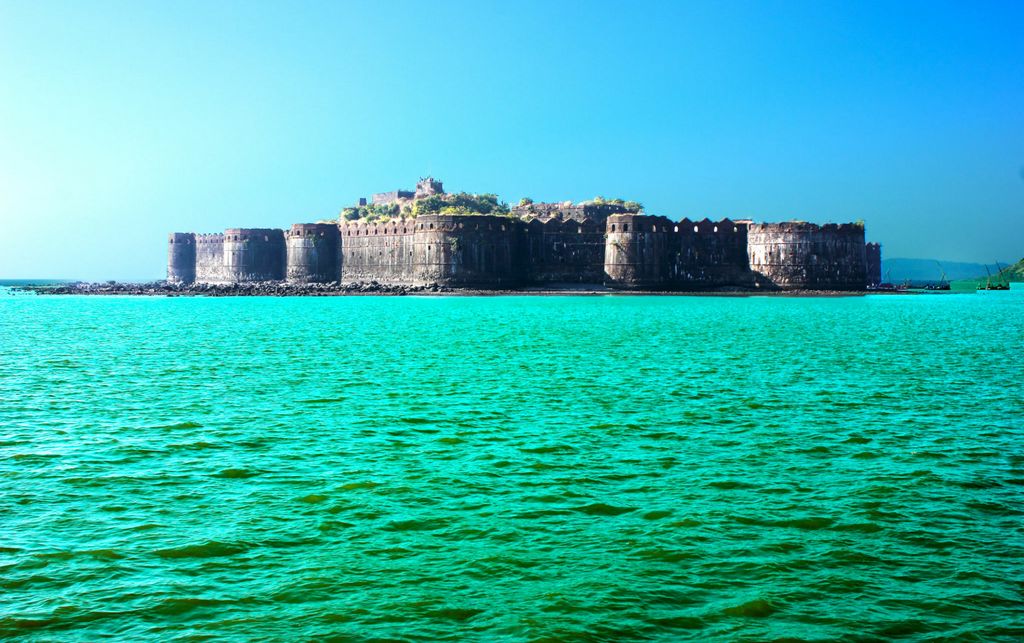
[978,264,1010,291]
[868,269,899,291]
[924,262,950,290]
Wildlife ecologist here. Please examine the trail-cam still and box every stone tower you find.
[415,176,444,199]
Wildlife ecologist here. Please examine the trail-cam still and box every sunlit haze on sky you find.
[1,0,1022,280]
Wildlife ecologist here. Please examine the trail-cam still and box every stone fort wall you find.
[522,217,606,283]
[223,228,286,283]
[287,224,340,283]
[170,215,875,290]
[604,215,755,290]
[195,233,226,284]
[747,222,867,290]
[339,219,417,285]
[167,233,196,284]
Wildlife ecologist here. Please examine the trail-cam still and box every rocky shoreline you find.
[10,281,889,297]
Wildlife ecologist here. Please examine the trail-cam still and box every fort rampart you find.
[167,233,196,284]
[168,179,879,291]
[287,224,340,283]
[223,229,286,283]
[171,217,874,291]
[604,215,756,290]
[747,222,867,290]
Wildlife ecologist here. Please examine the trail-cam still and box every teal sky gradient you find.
[1,0,1022,279]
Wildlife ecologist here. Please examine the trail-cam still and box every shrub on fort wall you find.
[411,192,511,217]
[589,196,642,212]
[340,203,403,222]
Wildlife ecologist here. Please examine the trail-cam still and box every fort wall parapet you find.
[522,217,605,283]
[747,222,867,290]
[411,214,520,287]
[223,228,286,283]
[167,233,197,284]
[604,215,754,289]
[338,219,417,284]
[287,224,340,283]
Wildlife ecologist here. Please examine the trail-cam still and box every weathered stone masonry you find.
[747,222,868,290]
[168,179,881,291]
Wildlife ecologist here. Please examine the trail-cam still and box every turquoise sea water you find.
[2,292,1022,641]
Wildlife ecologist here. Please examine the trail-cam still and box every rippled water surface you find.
[2,292,1023,641]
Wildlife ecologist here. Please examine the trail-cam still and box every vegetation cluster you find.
[516,196,643,213]
[340,193,511,222]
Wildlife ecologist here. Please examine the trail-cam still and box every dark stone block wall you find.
[339,220,417,285]
[337,215,521,287]
[223,228,286,282]
[412,215,521,287]
[287,224,340,283]
[523,217,606,283]
[195,233,226,284]
[603,214,673,289]
[167,233,196,284]
[747,222,867,290]
[603,215,754,290]
[671,218,755,289]
[865,243,882,286]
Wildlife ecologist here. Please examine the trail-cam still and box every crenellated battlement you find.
[287,224,340,283]
[747,222,867,289]
[222,228,286,282]
[167,233,197,284]
[167,178,880,291]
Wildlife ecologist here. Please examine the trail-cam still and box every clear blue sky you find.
[1,0,1021,279]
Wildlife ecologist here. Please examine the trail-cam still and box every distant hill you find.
[997,257,1024,281]
[881,258,1006,283]
[949,257,1024,290]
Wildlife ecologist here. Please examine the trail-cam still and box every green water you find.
[2,293,1022,641]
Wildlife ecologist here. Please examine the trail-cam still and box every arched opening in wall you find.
[264,235,269,241]
[430,224,434,229]
[694,226,699,233]
[713,226,718,232]
[674,226,679,232]
[734,227,738,232]
[611,224,616,232]
[623,224,630,232]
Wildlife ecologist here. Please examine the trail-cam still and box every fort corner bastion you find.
[168,177,882,291]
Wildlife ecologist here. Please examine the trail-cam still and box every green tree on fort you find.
[411,192,511,217]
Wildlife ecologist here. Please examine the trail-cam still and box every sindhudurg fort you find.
[168,177,884,291]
